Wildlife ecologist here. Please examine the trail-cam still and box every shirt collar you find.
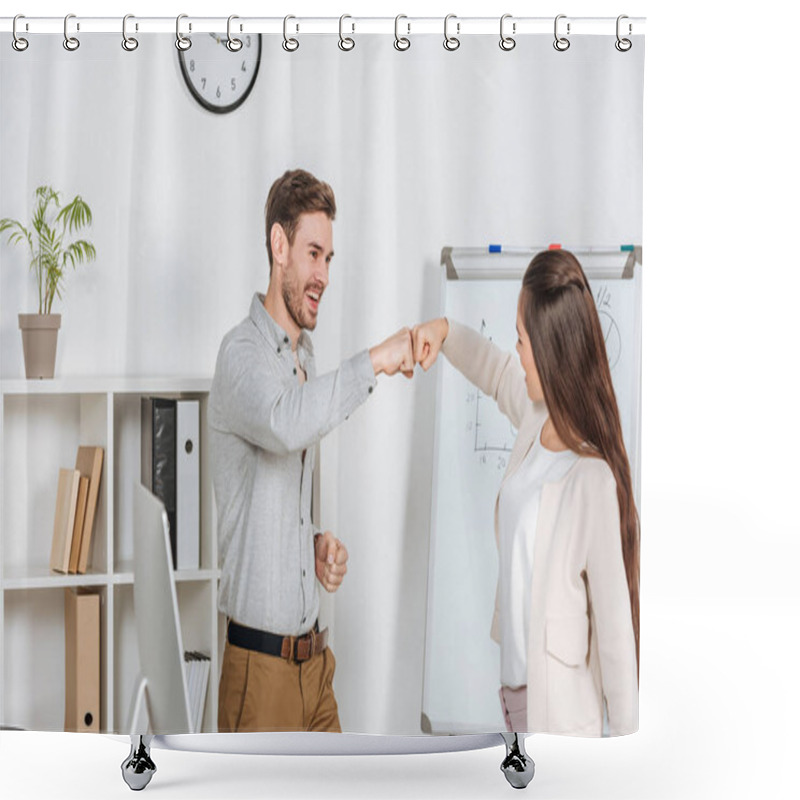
[250,293,314,357]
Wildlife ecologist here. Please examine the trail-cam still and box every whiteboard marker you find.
[488,245,532,253]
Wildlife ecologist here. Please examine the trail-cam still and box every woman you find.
[413,249,639,736]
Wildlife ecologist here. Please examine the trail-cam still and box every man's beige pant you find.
[217,641,341,732]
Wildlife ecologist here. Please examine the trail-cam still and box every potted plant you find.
[0,185,96,379]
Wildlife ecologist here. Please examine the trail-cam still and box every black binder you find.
[141,397,177,567]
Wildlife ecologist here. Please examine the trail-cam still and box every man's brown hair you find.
[264,169,336,273]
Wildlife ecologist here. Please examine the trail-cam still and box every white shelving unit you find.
[0,377,223,734]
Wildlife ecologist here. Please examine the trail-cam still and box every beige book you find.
[64,588,100,732]
[67,476,90,574]
[50,468,80,574]
[75,446,104,575]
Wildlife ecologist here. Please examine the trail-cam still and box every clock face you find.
[178,33,262,114]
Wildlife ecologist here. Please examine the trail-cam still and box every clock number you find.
[216,85,221,99]
[231,78,237,92]
[246,35,251,48]
[201,78,206,90]
[189,59,195,72]
[241,61,247,72]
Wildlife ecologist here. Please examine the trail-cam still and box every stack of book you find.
[50,446,104,574]
[183,650,210,733]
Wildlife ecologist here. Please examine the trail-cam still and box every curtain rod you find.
[0,16,646,37]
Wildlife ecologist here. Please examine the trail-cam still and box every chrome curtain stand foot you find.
[500,732,535,789]
[121,734,156,791]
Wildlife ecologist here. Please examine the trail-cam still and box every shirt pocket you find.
[544,615,601,734]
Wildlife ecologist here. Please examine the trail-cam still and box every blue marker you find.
[488,245,533,254]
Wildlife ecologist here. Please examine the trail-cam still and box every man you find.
[209,169,414,733]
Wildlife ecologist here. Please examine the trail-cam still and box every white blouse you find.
[496,424,578,688]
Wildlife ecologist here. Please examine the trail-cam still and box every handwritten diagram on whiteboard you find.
[422,269,641,734]
[471,321,517,456]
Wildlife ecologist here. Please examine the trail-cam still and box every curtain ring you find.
[615,15,632,52]
[499,14,516,51]
[443,14,460,51]
[12,14,29,52]
[338,14,355,51]
[553,14,570,51]
[63,14,80,51]
[283,15,299,52]
[176,14,192,51]
[121,14,138,51]
[394,15,411,51]
[226,15,243,52]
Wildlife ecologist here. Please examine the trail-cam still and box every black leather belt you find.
[227,619,328,663]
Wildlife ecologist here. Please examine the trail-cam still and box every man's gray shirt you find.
[209,293,376,635]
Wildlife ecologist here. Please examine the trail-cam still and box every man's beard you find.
[282,263,318,331]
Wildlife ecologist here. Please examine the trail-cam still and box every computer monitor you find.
[130,483,193,734]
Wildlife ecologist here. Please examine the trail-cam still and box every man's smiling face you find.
[280,210,333,332]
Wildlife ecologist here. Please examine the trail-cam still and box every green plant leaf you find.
[35,186,60,205]
[32,187,59,234]
[0,219,34,254]
[63,239,97,270]
[57,196,93,235]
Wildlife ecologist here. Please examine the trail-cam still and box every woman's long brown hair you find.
[521,249,639,676]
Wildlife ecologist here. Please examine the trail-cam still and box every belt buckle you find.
[294,628,316,662]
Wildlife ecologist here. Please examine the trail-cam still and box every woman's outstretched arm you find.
[412,317,530,429]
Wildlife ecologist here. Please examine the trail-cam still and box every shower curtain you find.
[0,22,644,737]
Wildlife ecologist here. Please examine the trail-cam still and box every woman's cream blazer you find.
[442,320,638,736]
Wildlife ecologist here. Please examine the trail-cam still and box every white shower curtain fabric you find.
[0,31,644,735]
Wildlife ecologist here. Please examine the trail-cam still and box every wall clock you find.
[178,33,262,114]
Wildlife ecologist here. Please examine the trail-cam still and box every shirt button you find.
[284,336,289,344]
[368,386,373,394]
[277,346,281,354]
[293,368,297,375]
[303,570,306,577]
[301,517,304,525]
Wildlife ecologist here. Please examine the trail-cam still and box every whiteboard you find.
[421,249,642,734]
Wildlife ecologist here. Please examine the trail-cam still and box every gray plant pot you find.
[19,313,61,379]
